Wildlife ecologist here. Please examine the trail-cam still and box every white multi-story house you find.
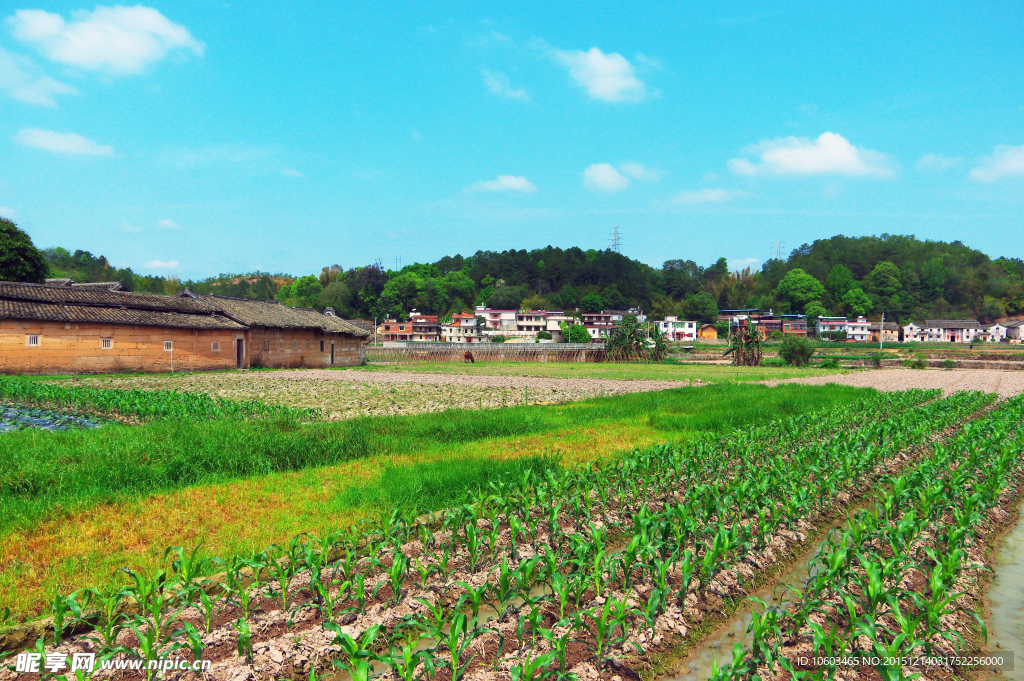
[903,322,927,342]
[847,316,871,342]
[654,316,698,340]
[815,316,848,337]
[442,312,483,343]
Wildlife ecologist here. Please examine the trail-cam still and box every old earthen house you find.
[0,282,367,374]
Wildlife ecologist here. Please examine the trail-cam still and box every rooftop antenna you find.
[610,226,622,253]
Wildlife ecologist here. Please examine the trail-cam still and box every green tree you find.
[804,301,827,329]
[580,293,604,312]
[0,218,48,283]
[779,334,814,367]
[776,268,825,312]
[825,264,854,302]
[842,287,873,315]
[867,261,902,297]
[684,292,718,324]
[566,324,591,343]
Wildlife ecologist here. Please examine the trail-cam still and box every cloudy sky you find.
[1,2,1022,278]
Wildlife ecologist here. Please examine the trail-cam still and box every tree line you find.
[2,218,1021,325]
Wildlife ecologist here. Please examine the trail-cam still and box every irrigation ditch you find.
[0,389,1016,681]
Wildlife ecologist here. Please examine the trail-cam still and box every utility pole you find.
[880,311,884,350]
[610,226,622,253]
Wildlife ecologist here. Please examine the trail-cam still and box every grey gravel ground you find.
[763,368,1024,398]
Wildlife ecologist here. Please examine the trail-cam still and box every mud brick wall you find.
[229,326,364,369]
[0,320,239,374]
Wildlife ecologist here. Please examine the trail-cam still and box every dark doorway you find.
[330,342,335,366]
[236,338,244,368]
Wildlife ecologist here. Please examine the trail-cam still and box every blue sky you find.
[1,1,1022,279]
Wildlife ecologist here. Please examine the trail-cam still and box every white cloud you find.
[121,222,142,233]
[917,154,961,172]
[0,48,77,106]
[146,259,179,268]
[670,188,746,204]
[8,5,204,76]
[14,128,113,155]
[969,144,1024,182]
[481,69,529,101]
[729,257,761,271]
[280,168,304,177]
[553,47,649,103]
[728,132,896,178]
[466,175,537,193]
[619,162,661,181]
[157,218,181,229]
[159,144,271,168]
[0,206,17,218]
[583,163,630,192]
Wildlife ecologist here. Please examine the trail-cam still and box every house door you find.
[236,339,244,368]
[330,342,335,366]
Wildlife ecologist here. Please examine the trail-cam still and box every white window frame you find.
[211,341,220,352]
[164,341,173,351]
[27,334,40,347]
[101,338,113,350]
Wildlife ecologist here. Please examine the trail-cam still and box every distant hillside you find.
[41,235,1024,324]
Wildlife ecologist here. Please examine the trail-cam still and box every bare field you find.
[61,369,705,419]
[764,367,1024,397]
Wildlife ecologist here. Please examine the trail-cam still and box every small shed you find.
[698,324,718,339]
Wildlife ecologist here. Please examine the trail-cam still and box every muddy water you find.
[661,531,834,681]
[984,498,1024,680]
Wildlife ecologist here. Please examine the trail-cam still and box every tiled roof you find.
[925,320,981,329]
[0,299,245,329]
[1,281,221,314]
[192,293,368,335]
[73,281,126,291]
[0,282,244,329]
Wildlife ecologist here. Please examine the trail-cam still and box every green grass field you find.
[0,381,873,619]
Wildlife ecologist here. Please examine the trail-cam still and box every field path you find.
[277,367,699,392]
[764,367,1024,397]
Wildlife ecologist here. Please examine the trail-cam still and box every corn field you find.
[6,388,1019,681]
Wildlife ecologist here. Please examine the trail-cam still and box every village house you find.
[979,322,1007,342]
[816,316,848,338]
[442,312,483,343]
[653,316,698,341]
[0,281,367,374]
[902,320,982,343]
[1006,320,1024,343]
[847,316,871,342]
[410,313,441,341]
[697,324,718,339]
[380,318,411,341]
[869,321,900,343]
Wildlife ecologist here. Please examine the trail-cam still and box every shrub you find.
[819,358,841,369]
[537,331,552,340]
[904,354,928,370]
[867,352,884,369]
[779,334,814,367]
[490,335,507,343]
[942,359,956,370]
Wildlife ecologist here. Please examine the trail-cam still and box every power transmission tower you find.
[610,226,622,253]
[395,255,403,271]
[772,241,784,261]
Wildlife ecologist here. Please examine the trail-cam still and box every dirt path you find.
[280,368,698,392]
[763,367,1024,397]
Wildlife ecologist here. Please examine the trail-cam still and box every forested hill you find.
[37,237,1024,325]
